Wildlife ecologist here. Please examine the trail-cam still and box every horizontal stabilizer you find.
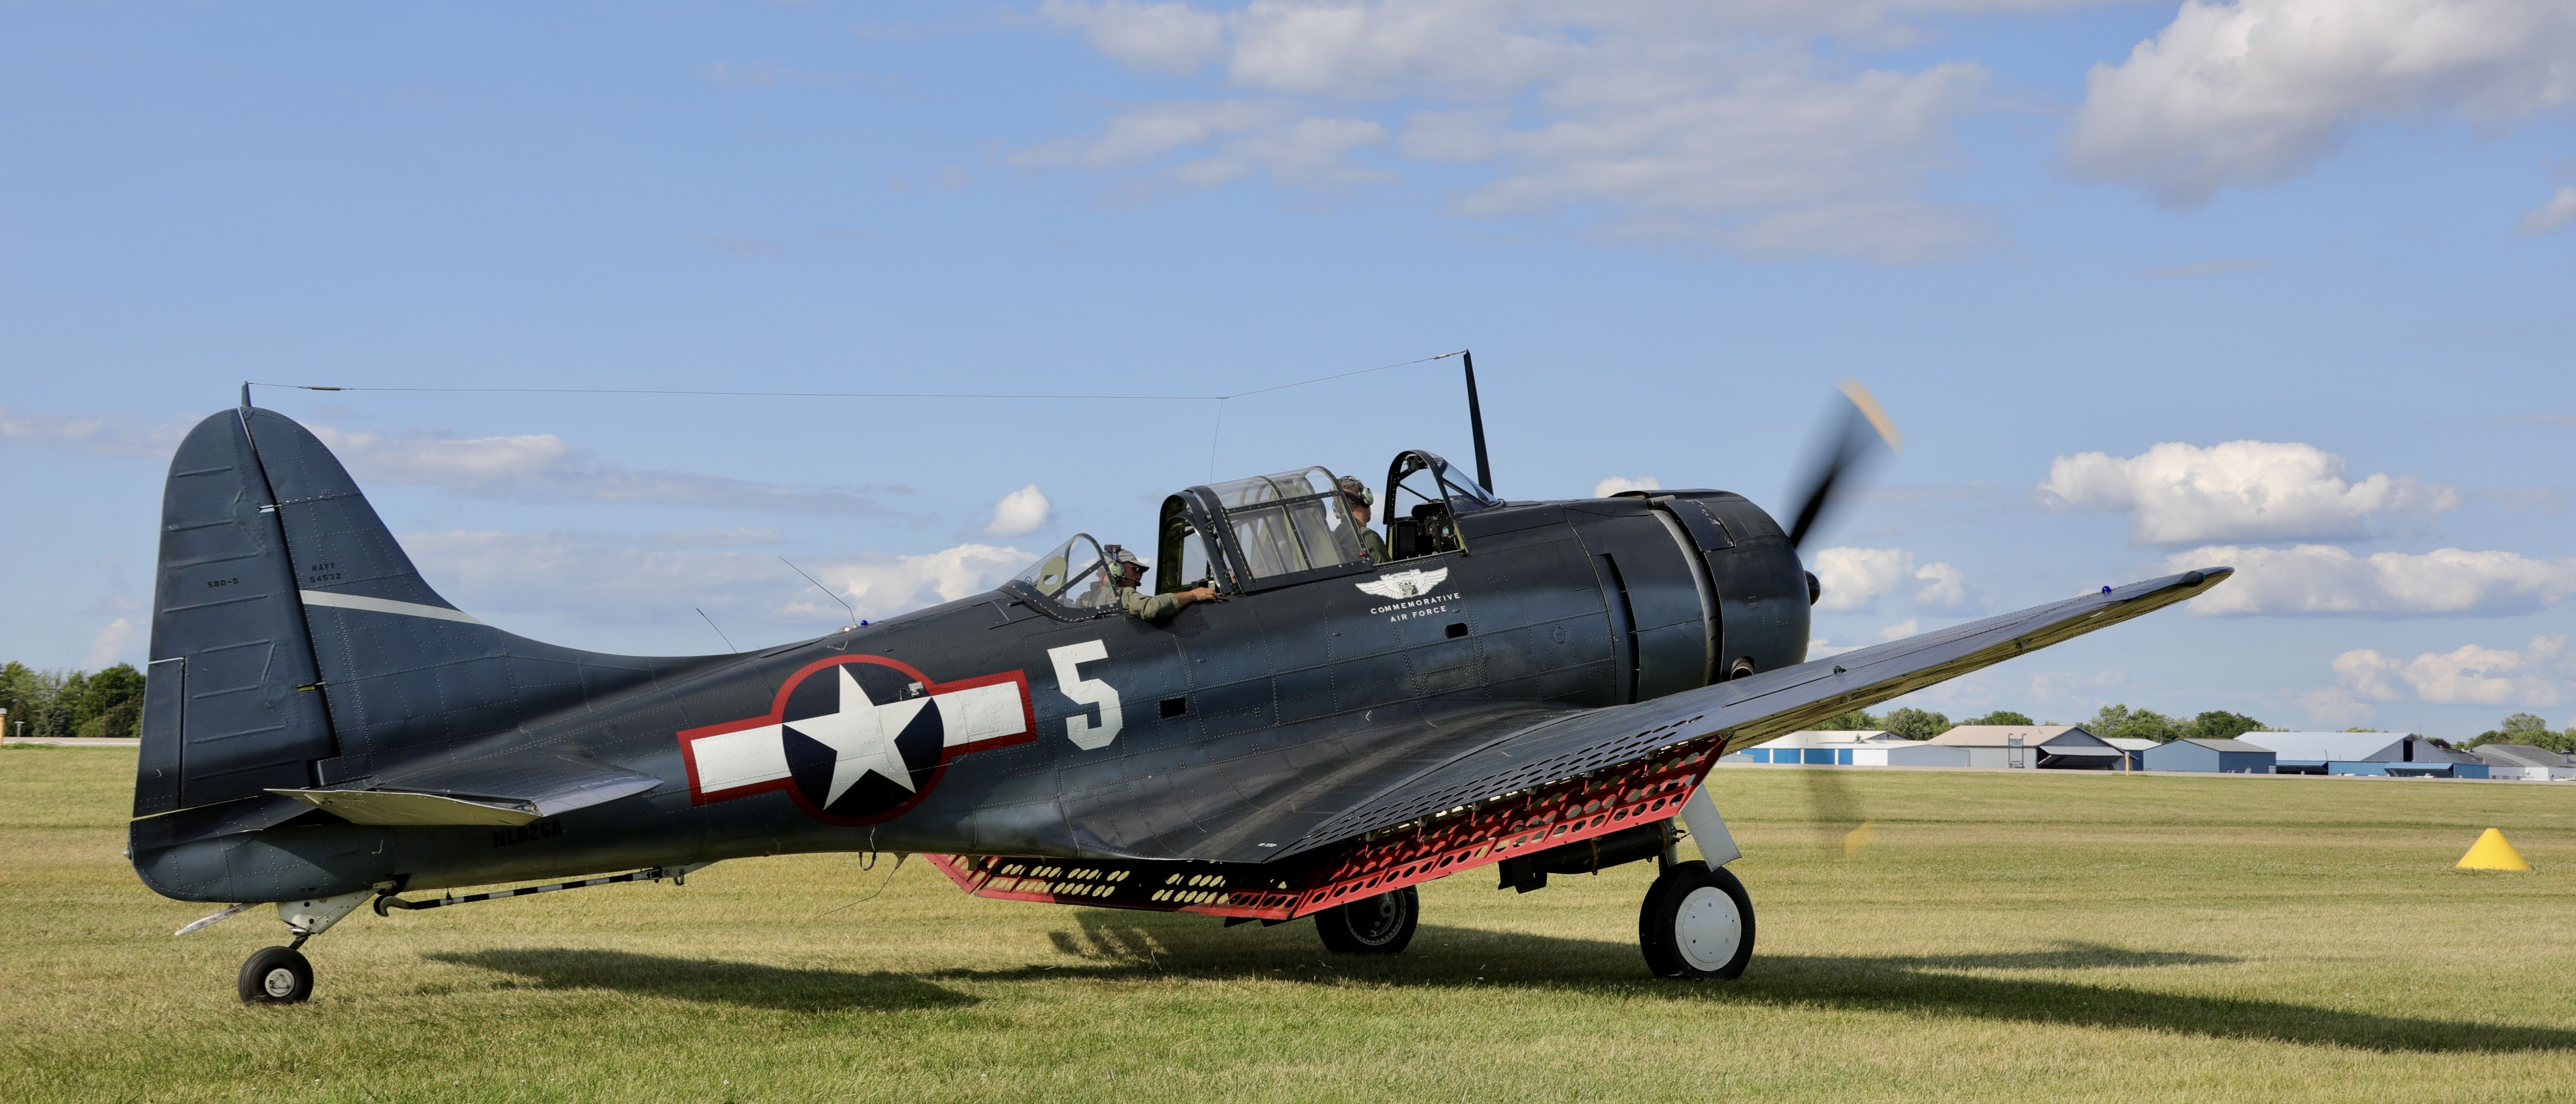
[269,753,663,827]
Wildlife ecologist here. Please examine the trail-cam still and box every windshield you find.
[1201,467,1366,580]
[1011,534,1120,611]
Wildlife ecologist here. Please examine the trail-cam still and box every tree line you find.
[1812,702,2576,752]
[1,662,146,740]
[1815,705,2273,744]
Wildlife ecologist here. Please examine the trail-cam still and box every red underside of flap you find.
[926,736,1723,920]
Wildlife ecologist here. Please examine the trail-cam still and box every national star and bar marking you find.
[678,654,1034,825]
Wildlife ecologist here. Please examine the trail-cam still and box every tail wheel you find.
[1639,861,1755,979]
[237,946,314,1004]
[1314,886,1419,955]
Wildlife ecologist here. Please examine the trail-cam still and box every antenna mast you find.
[1461,349,1493,494]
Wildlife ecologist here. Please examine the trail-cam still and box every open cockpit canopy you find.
[1158,466,1372,595]
[1007,451,1504,614]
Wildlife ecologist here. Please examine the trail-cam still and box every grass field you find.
[5,746,2573,1103]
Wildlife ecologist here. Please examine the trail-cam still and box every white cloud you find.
[650,528,784,549]
[1042,0,1226,75]
[1812,546,1970,612]
[1878,618,1919,641]
[985,484,1054,537]
[2522,185,2576,233]
[1594,475,1660,497]
[1180,115,1394,187]
[2332,635,2573,707]
[2298,686,2379,727]
[402,531,1035,635]
[1011,99,1291,170]
[2064,0,2576,207]
[1025,2,2020,260]
[0,407,191,458]
[310,427,892,514]
[2333,648,2406,701]
[1814,546,1915,612]
[2024,668,2129,711]
[1913,561,1968,608]
[820,544,1036,621]
[1007,99,1394,189]
[2165,544,2576,617]
[0,410,888,514]
[84,618,139,669]
[2040,440,2456,545]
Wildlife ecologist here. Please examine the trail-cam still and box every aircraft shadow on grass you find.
[433,916,2576,1055]
[425,949,978,1014]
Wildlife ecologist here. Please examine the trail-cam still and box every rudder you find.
[136,409,337,815]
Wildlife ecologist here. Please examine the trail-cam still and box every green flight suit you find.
[1358,525,1388,564]
[1118,586,1189,622]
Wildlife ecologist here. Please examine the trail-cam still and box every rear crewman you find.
[1338,476,1389,563]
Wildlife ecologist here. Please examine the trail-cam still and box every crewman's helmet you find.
[1335,476,1374,512]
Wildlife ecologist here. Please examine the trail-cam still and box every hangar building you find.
[1929,725,2122,769]
[1726,731,1970,767]
[2140,737,2276,774]
[2103,737,2157,771]
[2468,744,2576,781]
[2253,732,2490,779]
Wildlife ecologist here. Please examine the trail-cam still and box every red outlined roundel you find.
[677,654,1033,826]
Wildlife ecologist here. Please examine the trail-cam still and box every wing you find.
[1354,578,1402,598]
[1268,567,2229,858]
[932,568,2231,920]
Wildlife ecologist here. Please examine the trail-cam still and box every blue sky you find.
[5,1,2573,737]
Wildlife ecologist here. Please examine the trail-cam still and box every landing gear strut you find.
[232,890,372,1005]
[1314,885,1418,954]
[1638,784,1755,979]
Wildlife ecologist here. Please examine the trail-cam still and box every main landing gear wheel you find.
[1639,861,1754,980]
[1314,885,1418,955]
[238,946,315,1005]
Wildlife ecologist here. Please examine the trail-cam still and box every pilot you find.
[1105,545,1216,622]
[1337,476,1389,563]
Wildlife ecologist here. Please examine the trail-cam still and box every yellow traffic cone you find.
[2456,828,2532,871]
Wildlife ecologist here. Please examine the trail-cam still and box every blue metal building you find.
[2140,738,2276,774]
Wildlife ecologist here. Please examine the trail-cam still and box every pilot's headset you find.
[1336,475,1374,515]
[1103,545,1148,589]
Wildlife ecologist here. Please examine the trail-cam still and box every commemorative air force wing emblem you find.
[1355,567,1450,600]
[677,656,1033,825]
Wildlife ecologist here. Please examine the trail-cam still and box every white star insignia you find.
[784,666,928,804]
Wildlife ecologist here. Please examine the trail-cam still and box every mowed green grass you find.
[5,748,2574,1104]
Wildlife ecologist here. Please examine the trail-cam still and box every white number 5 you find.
[1047,640,1123,751]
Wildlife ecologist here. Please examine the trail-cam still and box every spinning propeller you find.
[1784,379,1903,552]
[1782,381,1901,854]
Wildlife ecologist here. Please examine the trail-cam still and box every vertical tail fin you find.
[138,406,724,817]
